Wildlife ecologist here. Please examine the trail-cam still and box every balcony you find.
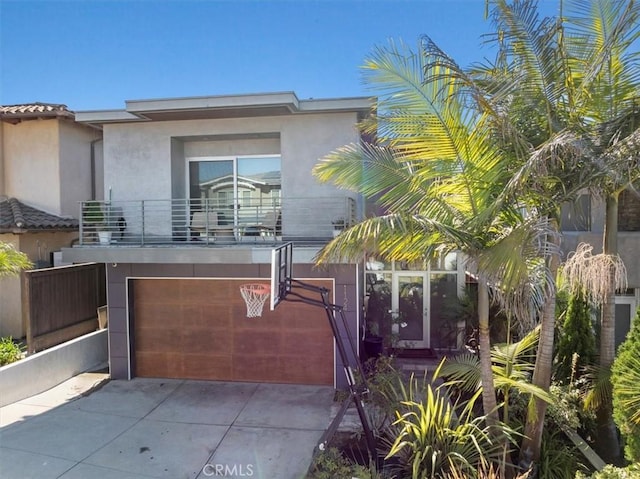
[78,197,357,248]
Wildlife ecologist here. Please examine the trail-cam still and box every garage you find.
[131,278,335,385]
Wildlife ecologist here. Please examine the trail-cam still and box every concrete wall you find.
[105,259,360,388]
[0,329,108,407]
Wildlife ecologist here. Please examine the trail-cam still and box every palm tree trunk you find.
[478,280,499,424]
[519,227,560,471]
[595,194,622,464]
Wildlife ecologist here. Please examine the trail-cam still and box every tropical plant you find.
[382,372,518,479]
[439,326,553,428]
[313,37,555,432]
[0,337,24,366]
[476,0,640,465]
[611,306,640,463]
[0,242,32,277]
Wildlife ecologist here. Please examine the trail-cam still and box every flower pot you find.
[363,335,384,358]
[98,231,112,245]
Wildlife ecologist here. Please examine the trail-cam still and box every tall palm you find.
[564,0,640,463]
[313,39,553,432]
[475,0,639,467]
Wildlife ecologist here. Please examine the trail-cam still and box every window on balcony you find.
[188,155,281,227]
[560,194,591,231]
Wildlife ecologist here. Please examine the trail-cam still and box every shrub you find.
[305,447,376,479]
[555,289,596,383]
[575,463,640,479]
[611,306,640,463]
[0,336,24,366]
[382,374,517,479]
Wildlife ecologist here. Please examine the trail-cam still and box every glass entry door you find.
[393,273,428,348]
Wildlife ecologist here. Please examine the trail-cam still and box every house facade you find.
[561,191,640,349]
[62,92,388,388]
[0,104,101,338]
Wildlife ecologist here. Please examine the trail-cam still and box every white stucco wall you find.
[3,119,61,214]
[1,119,97,217]
[59,121,99,217]
[0,123,5,197]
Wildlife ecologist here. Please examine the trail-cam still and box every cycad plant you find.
[438,326,553,428]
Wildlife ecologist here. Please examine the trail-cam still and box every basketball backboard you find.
[270,242,293,310]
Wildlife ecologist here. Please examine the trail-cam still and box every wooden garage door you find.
[132,278,334,385]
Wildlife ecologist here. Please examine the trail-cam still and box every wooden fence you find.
[23,263,106,353]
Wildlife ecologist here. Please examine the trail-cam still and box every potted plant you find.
[363,320,384,358]
[332,218,346,238]
[83,201,111,245]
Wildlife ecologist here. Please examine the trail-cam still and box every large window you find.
[560,194,591,231]
[188,155,281,225]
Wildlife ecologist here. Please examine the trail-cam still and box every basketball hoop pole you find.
[282,279,378,463]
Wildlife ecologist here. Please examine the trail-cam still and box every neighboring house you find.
[62,92,470,388]
[0,103,102,338]
[561,191,640,349]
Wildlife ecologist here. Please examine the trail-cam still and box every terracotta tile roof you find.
[0,103,74,121]
[0,198,78,232]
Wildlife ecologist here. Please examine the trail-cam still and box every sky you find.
[1,0,561,112]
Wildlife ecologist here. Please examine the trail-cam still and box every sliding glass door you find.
[188,156,281,233]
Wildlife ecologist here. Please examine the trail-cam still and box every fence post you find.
[141,200,145,246]
[22,271,34,354]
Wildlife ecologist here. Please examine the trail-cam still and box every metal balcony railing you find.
[78,197,357,246]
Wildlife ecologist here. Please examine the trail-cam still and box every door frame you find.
[366,254,466,350]
[392,272,429,348]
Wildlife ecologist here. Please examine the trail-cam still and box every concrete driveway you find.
[0,377,335,479]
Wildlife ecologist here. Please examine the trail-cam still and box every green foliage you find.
[537,427,588,479]
[576,463,640,479]
[305,447,376,479]
[0,242,32,277]
[83,201,104,224]
[611,307,640,463]
[440,326,553,422]
[0,337,24,366]
[555,289,597,383]
[383,375,517,479]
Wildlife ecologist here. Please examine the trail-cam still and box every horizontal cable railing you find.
[78,197,357,246]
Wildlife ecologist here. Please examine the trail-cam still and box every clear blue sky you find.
[1,0,560,112]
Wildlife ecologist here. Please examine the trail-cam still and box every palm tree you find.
[478,0,640,465]
[313,38,553,436]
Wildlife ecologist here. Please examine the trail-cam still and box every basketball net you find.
[239,283,271,318]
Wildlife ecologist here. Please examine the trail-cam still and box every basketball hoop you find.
[239,283,271,318]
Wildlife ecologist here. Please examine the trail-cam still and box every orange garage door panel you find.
[132,278,334,385]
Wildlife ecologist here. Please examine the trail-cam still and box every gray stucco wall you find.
[101,112,358,206]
